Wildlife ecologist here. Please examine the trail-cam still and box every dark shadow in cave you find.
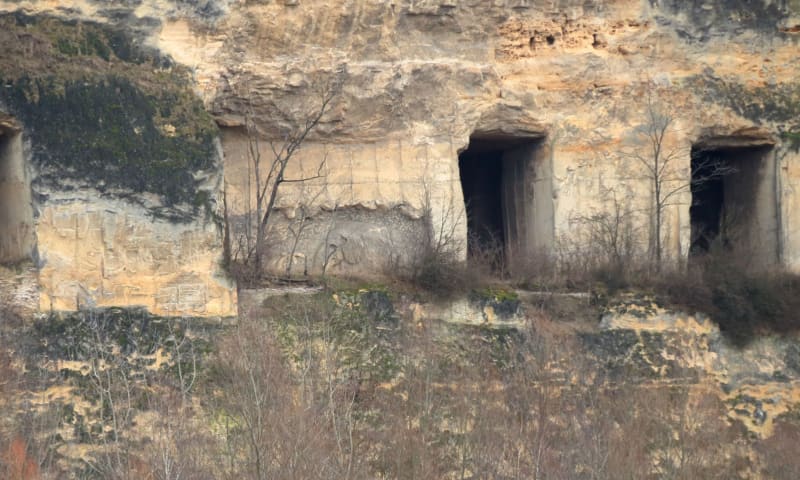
[458,135,540,268]
[459,144,505,258]
[689,145,776,267]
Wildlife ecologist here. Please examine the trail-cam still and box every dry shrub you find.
[395,220,484,299]
[660,253,800,346]
[0,338,58,480]
[533,234,800,346]
[0,286,772,479]
[0,347,20,398]
[141,393,218,480]
[210,302,369,480]
[757,417,800,479]
[405,242,467,294]
[349,304,754,480]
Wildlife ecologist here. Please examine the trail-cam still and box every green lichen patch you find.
[55,29,111,60]
[2,13,162,69]
[262,291,403,384]
[471,287,519,303]
[0,13,218,221]
[603,294,660,319]
[36,308,204,358]
[579,329,701,383]
[782,131,800,152]
[2,76,216,219]
[432,321,525,371]
[469,287,521,319]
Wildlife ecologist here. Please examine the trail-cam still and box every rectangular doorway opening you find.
[458,135,547,271]
[0,125,34,265]
[689,145,776,267]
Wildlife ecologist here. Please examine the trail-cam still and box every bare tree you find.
[318,203,342,278]
[284,183,327,279]
[625,88,734,270]
[401,179,471,294]
[233,68,345,280]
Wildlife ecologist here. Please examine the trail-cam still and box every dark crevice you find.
[689,152,726,255]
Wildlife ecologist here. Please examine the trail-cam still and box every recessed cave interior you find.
[689,145,777,267]
[0,124,34,265]
[458,134,544,268]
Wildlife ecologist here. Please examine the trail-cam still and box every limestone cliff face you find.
[0,0,799,305]
[194,0,800,276]
[0,11,236,316]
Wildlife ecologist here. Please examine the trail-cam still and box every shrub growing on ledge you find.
[659,257,800,346]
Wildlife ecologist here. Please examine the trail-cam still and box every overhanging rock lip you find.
[693,126,777,150]
[0,112,21,134]
[472,103,548,142]
[469,128,545,142]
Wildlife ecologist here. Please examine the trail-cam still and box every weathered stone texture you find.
[0,116,34,265]
[36,193,235,316]
[197,0,800,274]
[1,0,800,290]
[0,10,236,316]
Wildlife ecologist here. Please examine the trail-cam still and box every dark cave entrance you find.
[0,123,34,265]
[689,145,777,266]
[458,135,549,268]
[689,152,726,255]
[459,143,506,257]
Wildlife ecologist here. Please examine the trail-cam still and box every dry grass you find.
[0,290,795,478]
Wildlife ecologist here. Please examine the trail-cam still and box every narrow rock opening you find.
[459,135,545,269]
[0,124,34,265]
[690,145,777,266]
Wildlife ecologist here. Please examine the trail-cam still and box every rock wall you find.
[1,0,799,291]
[0,12,236,316]
[36,192,235,316]
[0,115,34,264]
[199,0,800,275]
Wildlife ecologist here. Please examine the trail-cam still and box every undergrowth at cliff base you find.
[1,290,799,478]
[657,262,800,347]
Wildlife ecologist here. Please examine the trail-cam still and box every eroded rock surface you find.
[598,296,800,438]
[0,0,799,308]
[0,12,235,316]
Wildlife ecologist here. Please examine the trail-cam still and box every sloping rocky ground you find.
[0,286,798,478]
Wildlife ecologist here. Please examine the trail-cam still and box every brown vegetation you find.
[2,291,796,479]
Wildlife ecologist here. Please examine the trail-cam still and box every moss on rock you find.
[783,131,800,152]
[0,13,218,221]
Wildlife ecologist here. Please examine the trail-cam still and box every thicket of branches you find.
[3,296,798,479]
